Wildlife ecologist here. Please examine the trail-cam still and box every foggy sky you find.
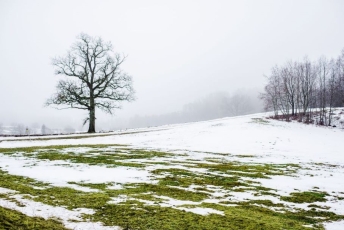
[1,0,344,130]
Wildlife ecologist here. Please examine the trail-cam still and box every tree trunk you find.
[88,97,96,133]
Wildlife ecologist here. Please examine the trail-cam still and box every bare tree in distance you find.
[41,124,46,135]
[46,33,135,133]
[16,124,25,135]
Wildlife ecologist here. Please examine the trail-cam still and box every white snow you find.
[2,112,344,164]
[0,155,151,191]
[0,193,119,230]
[325,221,344,230]
[1,110,344,229]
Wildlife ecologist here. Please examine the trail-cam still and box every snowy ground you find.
[0,110,344,229]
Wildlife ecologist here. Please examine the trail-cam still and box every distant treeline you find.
[0,123,76,136]
[260,49,344,126]
[122,90,263,129]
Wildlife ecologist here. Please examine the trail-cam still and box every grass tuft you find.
[281,191,329,203]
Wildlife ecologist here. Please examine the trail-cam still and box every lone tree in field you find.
[46,33,135,133]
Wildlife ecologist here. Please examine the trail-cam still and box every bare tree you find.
[46,33,135,133]
[316,57,330,125]
[260,67,281,117]
[282,62,298,116]
[41,124,47,135]
[16,124,25,135]
[296,57,317,122]
[333,49,344,107]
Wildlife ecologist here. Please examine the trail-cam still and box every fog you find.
[1,0,344,132]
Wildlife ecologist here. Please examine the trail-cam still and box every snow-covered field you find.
[0,110,344,229]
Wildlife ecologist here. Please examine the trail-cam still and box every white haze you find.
[0,0,344,132]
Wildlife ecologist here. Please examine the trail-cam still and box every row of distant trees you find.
[260,49,344,126]
[0,123,76,136]
[122,90,262,129]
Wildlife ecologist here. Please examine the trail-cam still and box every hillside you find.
[0,110,343,229]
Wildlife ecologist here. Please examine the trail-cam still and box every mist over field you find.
[1,0,344,133]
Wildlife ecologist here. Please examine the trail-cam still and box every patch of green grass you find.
[152,168,247,189]
[313,163,339,168]
[104,183,209,202]
[144,161,171,165]
[0,206,68,230]
[0,144,124,155]
[35,187,110,209]
[128,184,208,202]
[308,204,331,210]
[151,167,281,199]
[0,167,207,207]
[281,191,329,203]
[0,169,110,210]
[256,190,280,197]
[87,199,339,230]
[0,145,172,168]
[92,201,272,230]
[34,151,147,168]
[201,202,343,229]
[250,118,270,124]
[1,145,343,230]
[0,169,51,191]
[70,181,209,204]
[238,199,285,207]
[34,150,169,168]
[236,154,256,158]
[67,182,110,190]
[196,162,299,179]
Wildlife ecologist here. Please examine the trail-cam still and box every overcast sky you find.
[1,0,344,130]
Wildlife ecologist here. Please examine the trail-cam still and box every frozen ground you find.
[0,109,344,229]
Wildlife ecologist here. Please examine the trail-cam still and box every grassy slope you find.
[0,144,343,229]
